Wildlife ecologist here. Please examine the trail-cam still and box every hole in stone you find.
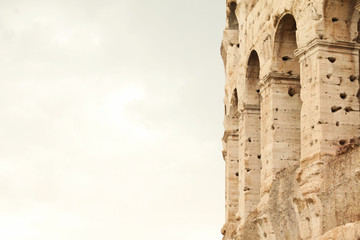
[248,137,252,142]
[257,155,261,159]
[339,140,346,146]
[236,43,240,48]
[311,125,314,129]
[345,107,353,112]
[319,34,324,39]
[306,217,310,221]
[229,43,234,47]
[256,89,260,93]
[340,93,347,99]
[275,108,278,112]
[336,121,340,127]
[328,57,336,63]
[264,233,267,238]
[244,187,250,191]
[331,106,342,112]
[246,168,251,172]
[271,125,275,130]
[282,56,291,61]
[350,75,357,82]
[332,17,339,22]
[235,172,239,177]
[288,87,296,97]
[287,70,293,75]
[326,74,332,79]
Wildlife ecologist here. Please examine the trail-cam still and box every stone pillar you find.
[259,73,301,195]
[296,40,360,167]
[221,26,240,240]
[237,104,261,224]
[295,40,360,239]
[222,128,240,239]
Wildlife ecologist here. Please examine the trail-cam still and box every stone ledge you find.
[259,72,300,90]
[222,130,239,144]
[295,39,360,57]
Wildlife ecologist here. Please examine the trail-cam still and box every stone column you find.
[296,40,360,167]
[294,40,360,239]
[237,104,261,225]
[222,128,239,239]
[259,73,301,195]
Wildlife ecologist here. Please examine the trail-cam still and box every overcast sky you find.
[0,0,226,239]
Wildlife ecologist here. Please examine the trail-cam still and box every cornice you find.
[239,103,260,114]
[222,130,239,144]
[259,72,300,90]
[295,39,360,57]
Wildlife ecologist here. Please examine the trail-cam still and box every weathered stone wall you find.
[221,1,360,239]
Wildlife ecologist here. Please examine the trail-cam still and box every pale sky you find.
[0,0,226,239]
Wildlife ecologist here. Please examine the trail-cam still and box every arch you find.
[273,14,299,75]
[263,13,301,189]
[238,49,261,222]
[228,88,239,130]
[228,1,239,30]
[322,0,358,42]
[230,88,238,110]
[245,50,260,105]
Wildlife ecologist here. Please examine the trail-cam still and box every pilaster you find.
[295,40,360,167]
[295,39,360,239]
[258,72,301,195]
[222,129,240,239]
[237,104,261,225]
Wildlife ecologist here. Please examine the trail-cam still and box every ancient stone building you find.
[220,1,360,239]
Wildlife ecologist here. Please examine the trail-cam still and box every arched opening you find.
[246,51,261,105]
[231,89,238,111]
[238,50,261,222]
[229,88,239,130]
[263,14,301,184]
[273,14,300,75]
[228,1,239,30]
[323,0,357,42]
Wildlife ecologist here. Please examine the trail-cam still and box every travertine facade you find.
[220,1,360,239]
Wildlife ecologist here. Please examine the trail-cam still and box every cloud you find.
[0,0,226,239]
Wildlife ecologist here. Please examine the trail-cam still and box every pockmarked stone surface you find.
[220,1,360,239]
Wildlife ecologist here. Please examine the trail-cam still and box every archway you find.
[273,14,299,75]
[228,1,238,30]
[238,50,261,223]
[262,13,301,188]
